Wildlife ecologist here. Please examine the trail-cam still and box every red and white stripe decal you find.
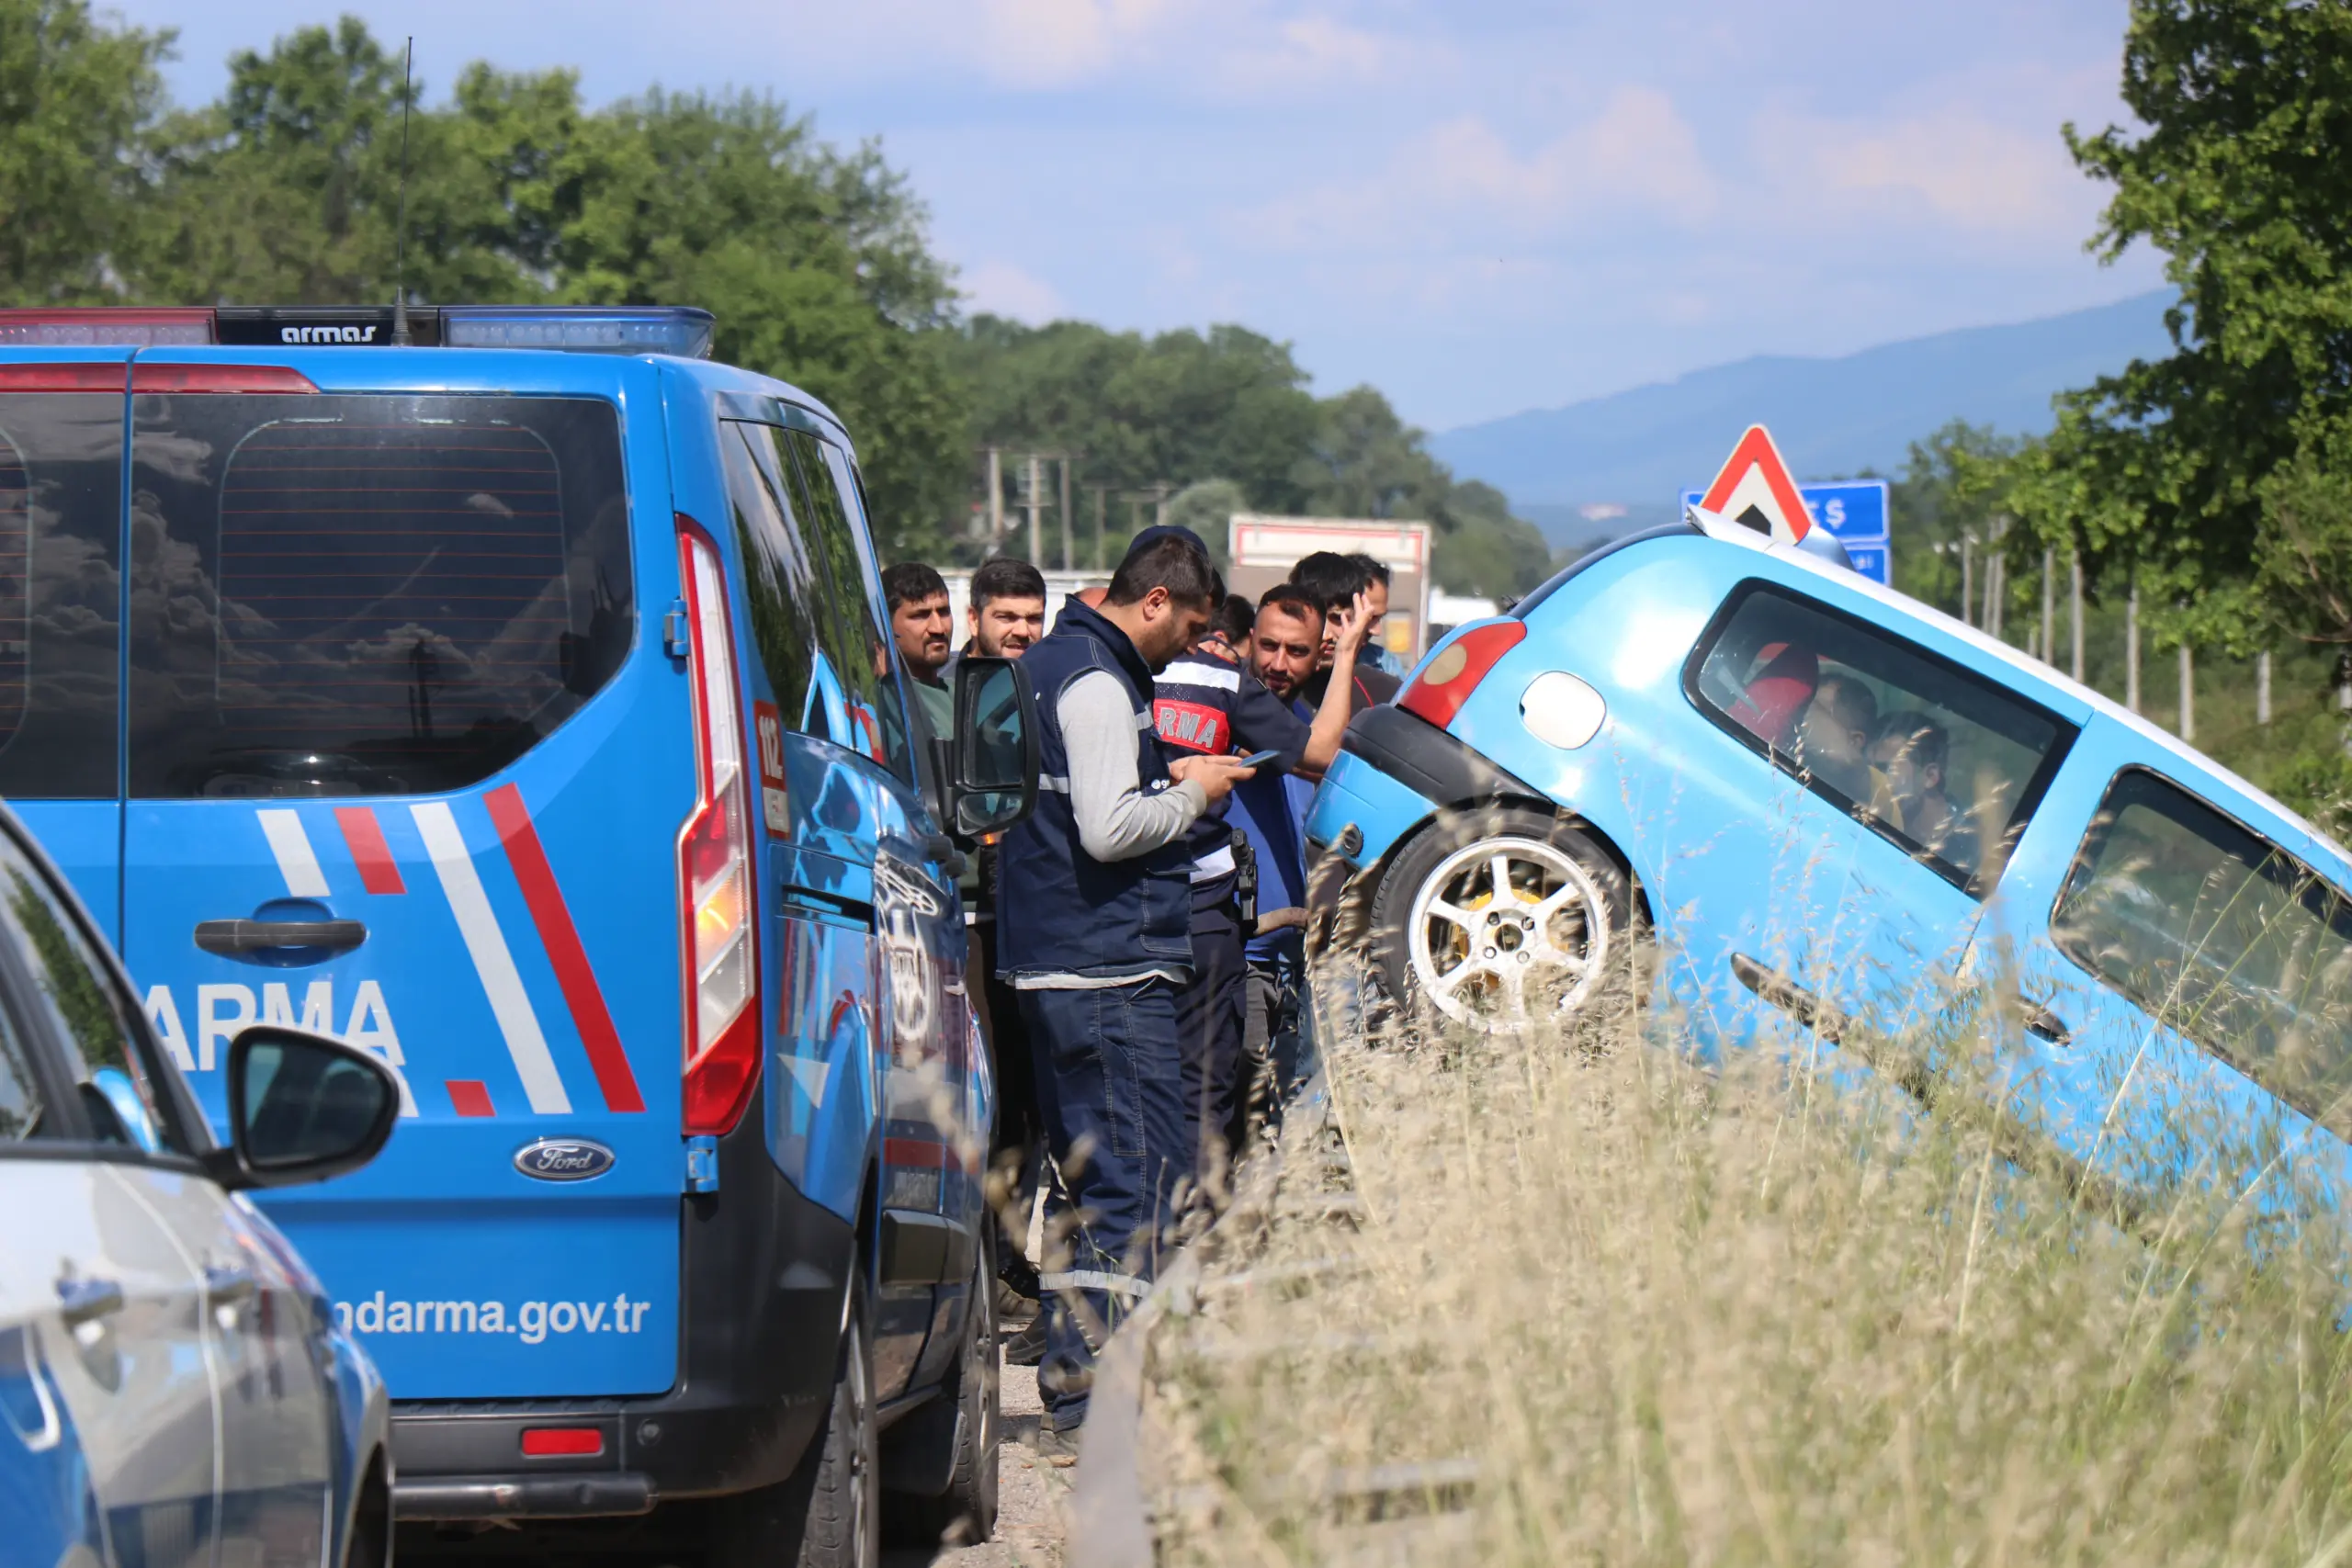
[411,800,572,1116]
[334,807,406,895]
[482,784,645,1114]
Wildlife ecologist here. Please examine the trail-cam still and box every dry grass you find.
[1137,971,2352,1567]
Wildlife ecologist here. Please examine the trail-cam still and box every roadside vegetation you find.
[1140,969,2352,1565]
[0,0,1554,591]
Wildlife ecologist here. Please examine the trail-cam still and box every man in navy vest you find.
[998,533,1254,1444]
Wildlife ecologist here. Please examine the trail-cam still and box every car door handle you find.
[2022,1003,2072,1046]
[1730,953,1851,1043]
[194,919,367,957]
[54,1277,124,1329]
[203,1266,257,1305]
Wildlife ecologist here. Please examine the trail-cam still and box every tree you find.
[1884,421,2021,620]
[2023,0,2352,656]
[0,0,171,301]
[554,89,965,557]
[1163,479,1248,568]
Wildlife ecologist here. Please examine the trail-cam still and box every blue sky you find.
[119,0,2169,430]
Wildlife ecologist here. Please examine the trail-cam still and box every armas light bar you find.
[0,305,715,359]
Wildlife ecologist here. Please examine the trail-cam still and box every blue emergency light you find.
[0,305,715,358]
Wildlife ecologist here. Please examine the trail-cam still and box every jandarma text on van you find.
[332,1292,654,1342]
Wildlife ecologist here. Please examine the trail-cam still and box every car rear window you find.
[1687,581,2074,895]
[0,392,123,799]
[2052,768,2352,1133]
[128,395,633,798]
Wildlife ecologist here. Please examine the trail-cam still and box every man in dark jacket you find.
[999,533,1254,1443]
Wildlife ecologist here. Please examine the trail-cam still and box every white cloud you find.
[1215,15,1413,92]
[961,260,1068,323]
[1234,87,1717,252]
[1758,106,2096,239]
[973,0,1184,87]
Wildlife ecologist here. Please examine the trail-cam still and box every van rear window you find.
[129,395,632,798]
[0,393,123,800]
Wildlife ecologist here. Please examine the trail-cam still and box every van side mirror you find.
[949,656,1040,838]
[202,1026,400,1192]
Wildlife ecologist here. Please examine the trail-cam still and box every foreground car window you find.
[1688,582,2072,894]
[2052,769,2352,1131]
[0,833,190,1154]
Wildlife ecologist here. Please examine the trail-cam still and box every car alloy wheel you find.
[1405,835,1611,1029]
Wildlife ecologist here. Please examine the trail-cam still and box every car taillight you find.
[1399,621,1528,729]
[675,519,760,1137]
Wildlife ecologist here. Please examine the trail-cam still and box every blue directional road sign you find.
[1680,479,1892,585]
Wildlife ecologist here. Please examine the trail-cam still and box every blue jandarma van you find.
[0,304,1035,1562]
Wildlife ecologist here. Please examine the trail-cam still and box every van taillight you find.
[1398,621,1527,730]
[676,519,760,1137]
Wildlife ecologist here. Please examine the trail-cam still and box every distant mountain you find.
[1432,292,2175,550]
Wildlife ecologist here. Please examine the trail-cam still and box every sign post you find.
[1680,423,1891,588]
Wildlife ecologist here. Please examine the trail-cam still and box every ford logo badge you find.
[513,1138,616,1182]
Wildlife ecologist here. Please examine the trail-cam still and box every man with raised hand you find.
[998,531,1255,1450]
[1150,547,1370,1197]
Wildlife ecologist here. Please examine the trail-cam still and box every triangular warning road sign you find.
[1698,425,1813,545]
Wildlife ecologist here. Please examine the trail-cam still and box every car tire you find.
[881,1230,1001,1546]
[1369,804,1634,1036]
[342,1456,389,1568]
[713,1276,879,1568]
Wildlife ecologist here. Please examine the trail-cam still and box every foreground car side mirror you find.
[949,656,1041,839]
[202,1025,399,1192]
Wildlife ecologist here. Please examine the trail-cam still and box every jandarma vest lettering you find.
[997,600,1195,982]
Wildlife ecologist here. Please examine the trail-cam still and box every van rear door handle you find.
[1729,952,1851,1043]
[194,919,367,957]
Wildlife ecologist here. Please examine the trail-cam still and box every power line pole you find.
[2179,639,2195,742]
[2126,574,2142,714]
[1089,484,1108,571]
[2070,551,2085,682]
[1960,534,1973,628]
[1058,457,1074,573]
[985,447,1003,552]
[2257,649,2272,725]
[2040,547,2055,665]
[1023,452,1044,567]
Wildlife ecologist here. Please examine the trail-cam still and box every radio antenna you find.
[390,36,415,345]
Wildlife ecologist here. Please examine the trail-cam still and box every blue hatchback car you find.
[1311,509,2352,1206]
[0,306,1035,1562]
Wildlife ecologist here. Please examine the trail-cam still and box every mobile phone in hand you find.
[1235,749,1283,770]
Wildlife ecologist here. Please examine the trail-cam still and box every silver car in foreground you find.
[0,805,402,1568]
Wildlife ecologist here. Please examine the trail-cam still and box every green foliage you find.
[947,317,1322,513]
[0,0,170,301]
[1162,478,1249,567]
[1883,421,2022,618]
[0,8,1528,577]
[949,318,1555,592]
[2020,0,2352,652]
